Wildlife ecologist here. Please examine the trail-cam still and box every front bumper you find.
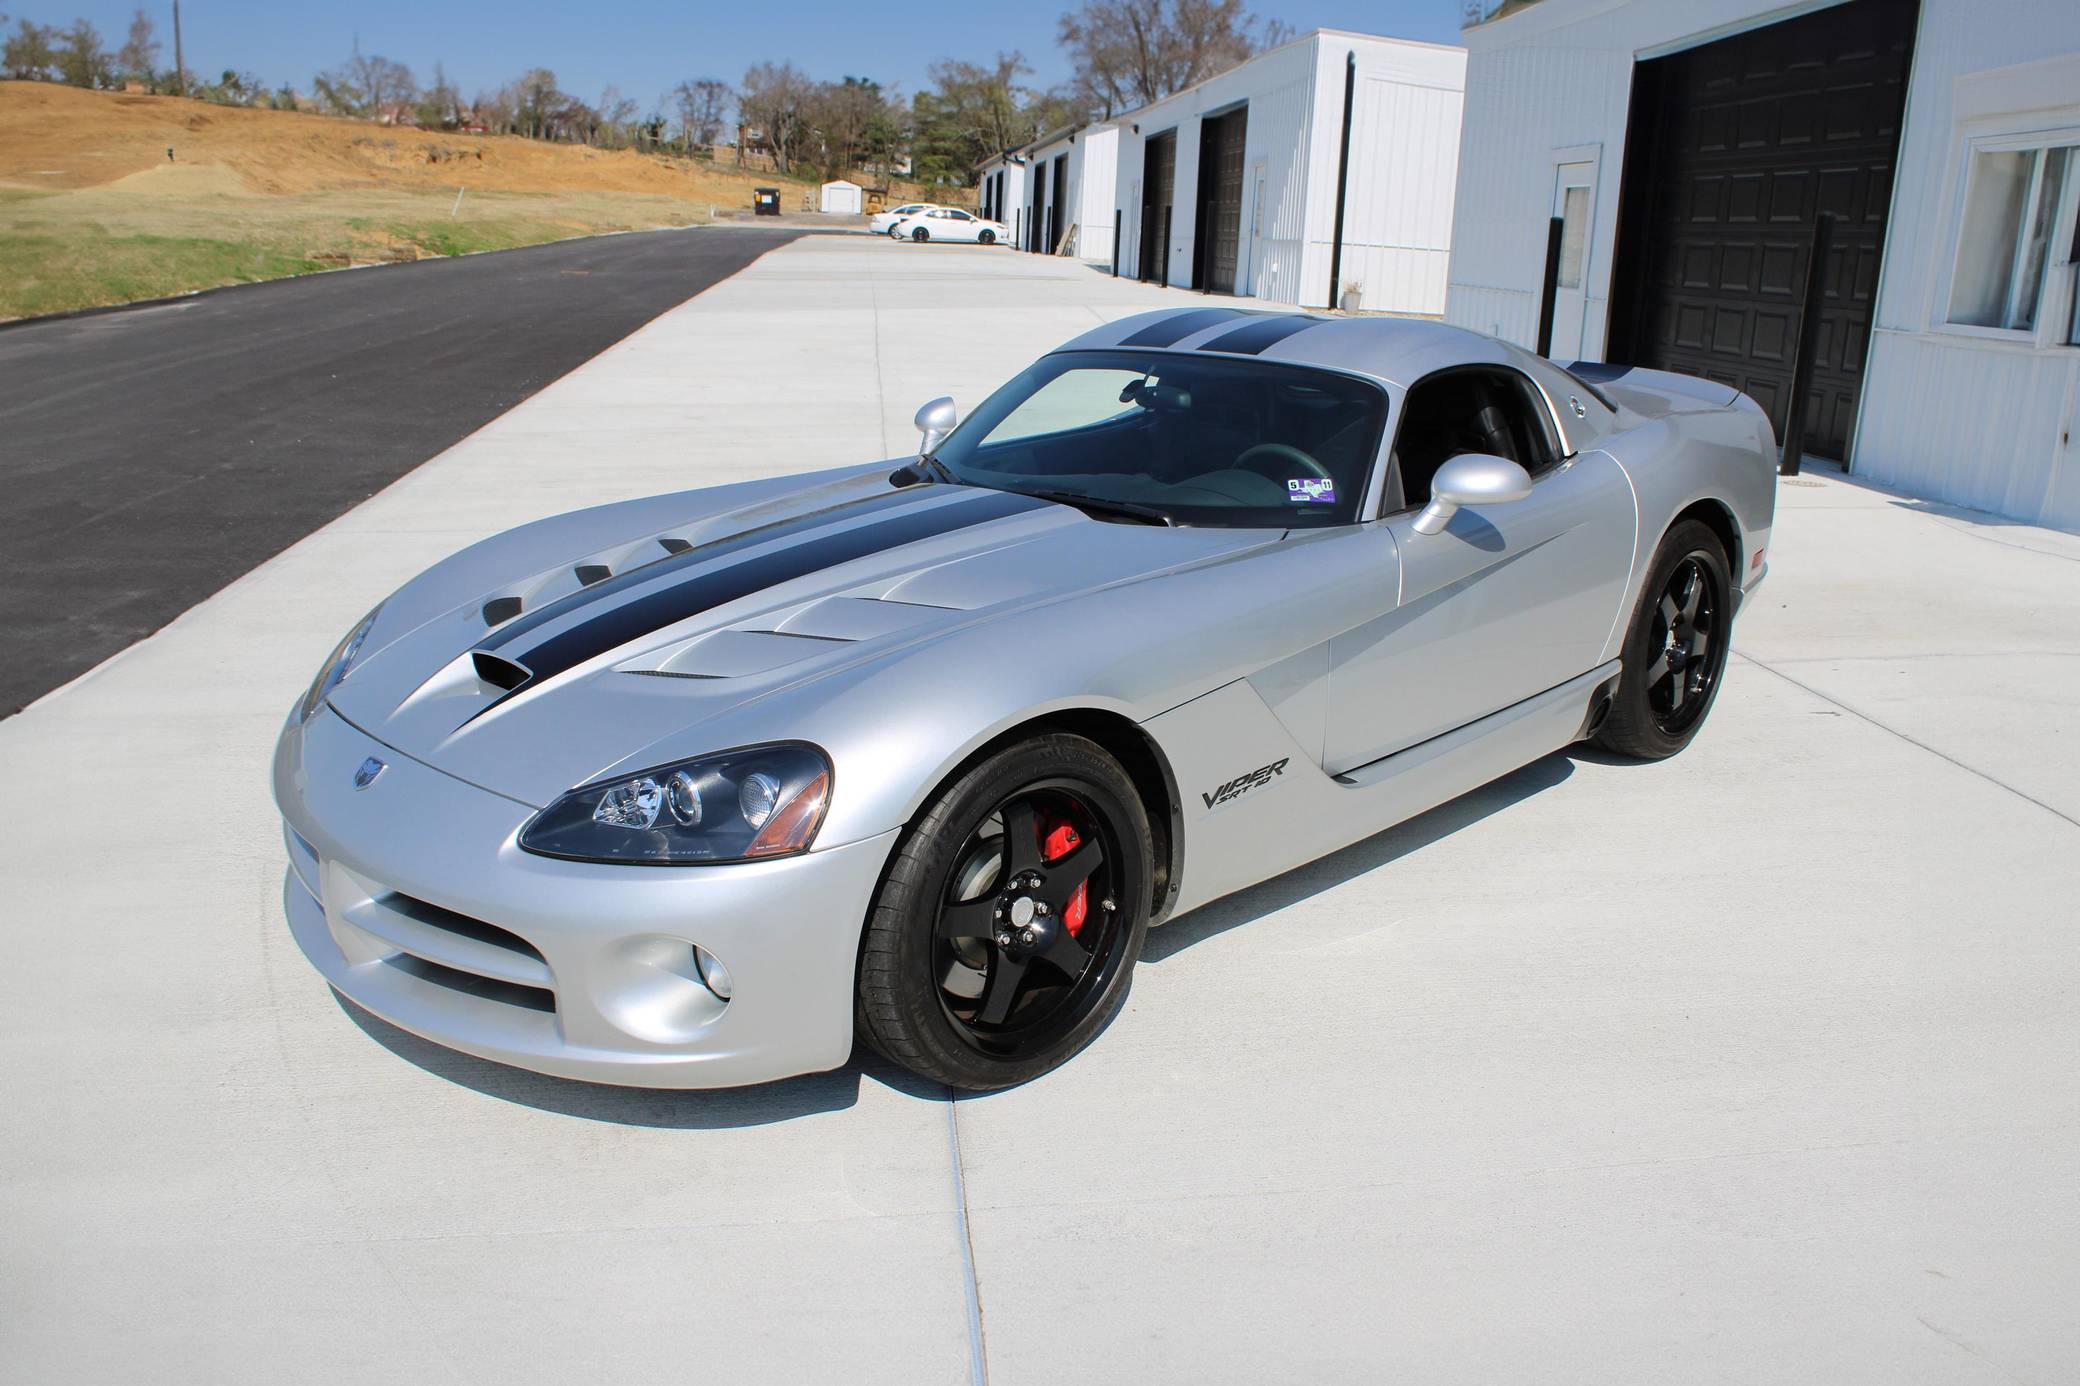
[274,707,897,1088]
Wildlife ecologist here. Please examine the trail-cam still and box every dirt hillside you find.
[0,81,936,318]
[0,79,776,202]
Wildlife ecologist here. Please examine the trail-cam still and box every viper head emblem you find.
[353,756,385,790]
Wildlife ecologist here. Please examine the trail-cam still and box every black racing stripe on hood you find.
[1117,307,1255,347]
[487,487,1052,691]
[481,486,926,655]
[1199,314,1329,355]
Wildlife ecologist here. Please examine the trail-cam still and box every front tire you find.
[978,229,996,245]
[856,734,1152,1090]
[1595,518,1734,760]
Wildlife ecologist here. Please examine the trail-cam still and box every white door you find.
[1549,162,1595,360]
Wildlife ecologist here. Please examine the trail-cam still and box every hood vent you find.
[482,596,524,626]
[472,651,531,691]
[658,536,693,555]
[575,563,612,586]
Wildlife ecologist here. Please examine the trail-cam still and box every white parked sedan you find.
[890,207,1009,245]
[868,202,940,235]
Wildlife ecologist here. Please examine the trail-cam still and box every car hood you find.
[328,471,1281,807]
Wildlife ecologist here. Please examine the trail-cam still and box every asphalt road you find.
[0,225,803,716]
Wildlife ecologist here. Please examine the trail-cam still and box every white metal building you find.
[977,151,1030,249]
[818,180,863,215]
[1109,30,1466,313]
[978,125,1120,265]
[1447,0,2080,529]
[1017,124,1120,262]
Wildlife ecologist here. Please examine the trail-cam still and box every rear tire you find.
[856,734,1152,1091]
[1595,519,1734,760]
[911,226,930,242]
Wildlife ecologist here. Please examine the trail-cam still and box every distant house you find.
[1445,0,2080,528]
[375,103,419,129]
[1110,28,1467,313]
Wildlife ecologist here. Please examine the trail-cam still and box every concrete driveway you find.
[3,235,2074,1384]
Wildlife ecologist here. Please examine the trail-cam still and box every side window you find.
[949,210,976,222]
[1386,368,1563,514]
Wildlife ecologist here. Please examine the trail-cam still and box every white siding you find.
[1309,39,1466,314]
[1110,30,1464,312]
[1854,16,2080,528]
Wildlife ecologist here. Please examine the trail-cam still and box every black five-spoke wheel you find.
[1645,555,1721,736]
[857,734,1152,1090]
[1596,518,1735,760]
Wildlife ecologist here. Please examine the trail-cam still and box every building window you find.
[1947,144,2075,332]
[1557,185,1589,290]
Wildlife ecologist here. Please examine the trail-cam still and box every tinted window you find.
[934,350,1387,528]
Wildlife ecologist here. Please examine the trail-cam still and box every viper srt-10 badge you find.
[1202,758,1290,810]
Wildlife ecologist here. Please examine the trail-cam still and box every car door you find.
[942,209,981,243]
[1321,365,1635,776]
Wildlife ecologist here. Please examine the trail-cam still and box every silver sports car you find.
[275,308,1777,1091]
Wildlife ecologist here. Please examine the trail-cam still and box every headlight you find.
[519,743,832,865]
[298,605,382,722]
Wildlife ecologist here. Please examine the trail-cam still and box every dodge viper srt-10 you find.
[275,307,1777,1090]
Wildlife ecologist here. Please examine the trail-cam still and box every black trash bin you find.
[753,187,780,217]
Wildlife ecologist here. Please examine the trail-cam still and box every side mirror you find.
[1412,453,1533,535]
[915,396,958,457]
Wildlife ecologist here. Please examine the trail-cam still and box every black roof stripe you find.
[1199,314,1330,355]
[484,488,1052,692]
[1117,307,1255,348]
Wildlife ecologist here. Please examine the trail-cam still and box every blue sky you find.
[27,1,1465,111]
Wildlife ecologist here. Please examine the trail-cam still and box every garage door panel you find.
[1610,0,1915,460]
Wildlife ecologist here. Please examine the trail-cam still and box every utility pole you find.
[171,0,185,97]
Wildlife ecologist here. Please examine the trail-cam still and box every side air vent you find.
[658,536,693,555]
[482,595,524,625]
[575,563,612,586]
[472,651,531,690]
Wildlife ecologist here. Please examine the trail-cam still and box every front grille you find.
[383,953,556,1012]
[329,866,558,1015]
[379,890,544,964]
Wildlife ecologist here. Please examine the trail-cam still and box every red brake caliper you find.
[1041,820,1089,938]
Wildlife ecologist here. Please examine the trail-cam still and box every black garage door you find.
[1140,131,1176,284]
[1607,0,1916,459]
[1194,107,1249,293]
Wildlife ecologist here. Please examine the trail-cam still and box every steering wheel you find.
[1233,442,1331,484]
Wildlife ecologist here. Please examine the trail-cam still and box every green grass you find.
[0,228,325,318]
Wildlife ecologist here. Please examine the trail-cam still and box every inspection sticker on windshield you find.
[1286,478,1337,504]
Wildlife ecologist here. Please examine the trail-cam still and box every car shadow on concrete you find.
[1140,751,1576,964]
[335,992,945,1128]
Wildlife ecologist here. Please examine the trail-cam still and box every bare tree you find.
[314,45,417,118]
[671,77,733,149]
[807,76,887,179]
[115,7,157,78]
[739,61,814,172]
[1057,0,1288,118]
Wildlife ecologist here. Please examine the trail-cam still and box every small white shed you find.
[818,180,863,215]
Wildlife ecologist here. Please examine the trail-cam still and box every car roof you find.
[1054,308,1525,390]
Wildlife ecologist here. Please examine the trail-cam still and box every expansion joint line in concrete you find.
[945,1092,989,1385]
[1733,650,2080,831]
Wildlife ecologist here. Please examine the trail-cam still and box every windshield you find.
[932,349,1387,527]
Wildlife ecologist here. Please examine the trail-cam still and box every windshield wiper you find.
[1016,489,1175,527]
[890,453,963,488]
